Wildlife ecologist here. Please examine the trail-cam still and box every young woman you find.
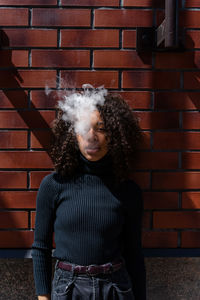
[32,93,146,300]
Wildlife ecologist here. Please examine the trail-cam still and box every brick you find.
[32,50,90,68]
[123,30,136,48]
[0,212,28,229]
[136,152,178,170]
[0,191,36,209]
[31,128,54,150]
[142,212,151,229]
[0,90,28,109]
[61,0,119,6]
[180,11,200,28]
[185,0,200,7]
[181,232,200,248]
[184,71,200,89]
[136,112,179,130]
[154,92,200,110]
[0,152,52,169]
[182,153,200,169]
[61,71,119,89]
[0,111,55,129]
[31,91,58,108]
[141,132,151,150]
[186,30,200,48]
[156,10,165,26]
[13,51,29,67]
[32,9,91,27]
[2,29,57,47]
[0,131,27,149]
[142,231,178,248]
[155,52,200,69]
[130,172,150,189]
[61,29,119,48]
[0,9,28,26]
[152,172,200,190]
[94,50,152,68]
[95,9,153,27]
[123,0,153,6]
[31,211,36,229]
[144,192,179,209]
[0,172,27,189]
[153,132,200,150]
[31,130,52,149]
[0,231,34,248]
[182,192,200,209]
[0,70,57,88]
[0,0,56,5]
[0,50,28,68]
[182,112,200,129]
[117,91,151,109]
[122,71,180,89]
[154,212,200,229]
[30,171,52,188]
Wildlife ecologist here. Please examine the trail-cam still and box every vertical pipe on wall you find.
[165,0,179,48]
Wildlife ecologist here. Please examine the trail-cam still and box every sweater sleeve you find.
[121,181,146,300]
[31,173,57,296]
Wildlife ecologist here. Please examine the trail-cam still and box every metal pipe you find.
[165,0,179,48]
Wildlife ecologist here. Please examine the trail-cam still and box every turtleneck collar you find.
[79,152,113,177]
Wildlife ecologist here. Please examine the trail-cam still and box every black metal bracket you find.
[136,0,183,52]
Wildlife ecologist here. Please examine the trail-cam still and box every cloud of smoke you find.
[57,84,108,136]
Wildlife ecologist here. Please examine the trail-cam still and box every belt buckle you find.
[103,262,113,274]
[86,265,98,276]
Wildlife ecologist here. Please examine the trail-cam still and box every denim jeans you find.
[51,261,135,300]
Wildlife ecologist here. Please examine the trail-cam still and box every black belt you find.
[58,260,123,276]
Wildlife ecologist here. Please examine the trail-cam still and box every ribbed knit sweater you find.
[32,154,146,299]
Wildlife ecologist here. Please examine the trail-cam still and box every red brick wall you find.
[0,0,199,251]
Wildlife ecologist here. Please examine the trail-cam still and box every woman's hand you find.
[38,295,50,300]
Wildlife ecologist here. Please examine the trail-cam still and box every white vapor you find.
[58,84,108,136]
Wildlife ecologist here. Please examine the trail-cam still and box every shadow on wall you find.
[132,0,200,249]
[0,30,56,250]
[0,30,55,154]
[0,190,36,249]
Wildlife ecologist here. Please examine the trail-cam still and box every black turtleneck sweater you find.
[32,154,146,299]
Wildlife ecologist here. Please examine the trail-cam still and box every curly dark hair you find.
[50,93,142,182]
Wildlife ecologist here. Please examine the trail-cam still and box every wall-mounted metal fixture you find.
[136,0,183,52]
